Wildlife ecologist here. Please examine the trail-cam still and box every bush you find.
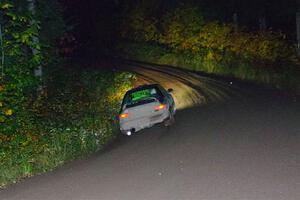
[0,2,41,137]
[159,6,204,51]
[120,2,159,42]
[0,67,134,187]
[118,4,299,92]
[117,41,299,91]
[0,1,135,188]
[228,31,296,64]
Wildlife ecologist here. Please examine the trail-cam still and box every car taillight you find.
[119,113,129,119]
[154,104,166,111]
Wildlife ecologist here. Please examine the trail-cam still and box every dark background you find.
[60,0,299,57]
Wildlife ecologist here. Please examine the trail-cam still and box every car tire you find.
[163,112,175,127]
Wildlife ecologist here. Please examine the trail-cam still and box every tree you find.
[27,0,42,88]
[159,6,204,51]
[120,0,161,42]
[0,0,65,135]
[297,1,300,56]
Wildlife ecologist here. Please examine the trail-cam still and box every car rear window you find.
[132,89,154,101]
[123,87,162,108]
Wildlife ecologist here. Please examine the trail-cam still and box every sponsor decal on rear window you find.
[131,89,156,101]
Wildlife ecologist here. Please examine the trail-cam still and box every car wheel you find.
[163,112,175,127]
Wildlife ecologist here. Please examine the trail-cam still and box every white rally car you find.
[119,84,176,136]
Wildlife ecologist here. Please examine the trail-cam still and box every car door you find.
[157,85,175,114]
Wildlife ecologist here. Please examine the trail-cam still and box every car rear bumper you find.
[120,111,169,134]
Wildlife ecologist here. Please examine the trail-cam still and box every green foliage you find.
[0,0,66,134]
[120,2,159,42]
[0,68,135,187]
[35,0,66,69]
[199,22,232,52]
[159,6,204,51]
[229,31,295,63]
[0,0,134,188]
[118,41,300,92]
[120,3,296,65]
[0,1,41,135]
[118,4,299,91]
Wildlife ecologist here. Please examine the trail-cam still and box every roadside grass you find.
[117,42,300,93]
[0,66,134,187]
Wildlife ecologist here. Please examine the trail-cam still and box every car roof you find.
[129,84,161,93]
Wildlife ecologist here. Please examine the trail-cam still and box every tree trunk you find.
[259,16,266,31]
[0,24,4,78]
[233,13,238,32]
[297,12,300,57]
[27,0,42,87]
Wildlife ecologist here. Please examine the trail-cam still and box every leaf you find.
[4,109,13,116]
[1,3,13,9]
[0,115,5,123]
[7,12,17,21]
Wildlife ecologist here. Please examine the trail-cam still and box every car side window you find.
[156,85,168,97]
